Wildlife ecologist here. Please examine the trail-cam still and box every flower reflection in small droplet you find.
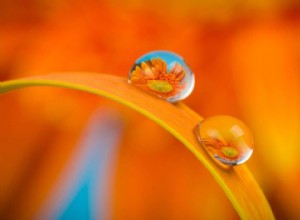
[128,50,195,102]
[194,115,254,166]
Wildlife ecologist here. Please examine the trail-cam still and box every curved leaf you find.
[0,73,274,219]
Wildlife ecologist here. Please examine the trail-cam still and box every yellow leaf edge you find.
[0,73,274,219]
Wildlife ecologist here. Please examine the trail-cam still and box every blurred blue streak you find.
[37,108,123,220]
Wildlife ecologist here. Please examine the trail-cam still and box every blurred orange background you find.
[0,0,300,219]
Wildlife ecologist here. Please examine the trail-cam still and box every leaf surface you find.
[0,73,274,219]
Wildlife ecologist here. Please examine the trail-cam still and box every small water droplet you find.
[194,115,254,166]
[128,50,195,102]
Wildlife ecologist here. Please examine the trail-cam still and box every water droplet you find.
[128,50,195,102]
[194,115,254,166]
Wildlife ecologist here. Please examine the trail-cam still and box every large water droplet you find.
[194,115,254,166]
[128,50,195,102]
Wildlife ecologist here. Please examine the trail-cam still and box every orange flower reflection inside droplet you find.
[195,115,254,166]
[201,137,240,160]
[130,58,186,99]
